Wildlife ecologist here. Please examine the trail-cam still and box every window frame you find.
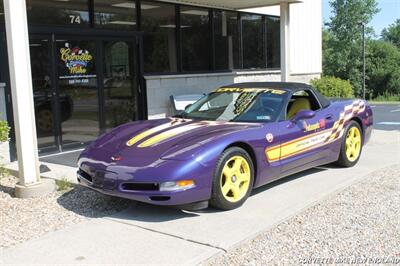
[0,0,282,74]
[282,88,323,121]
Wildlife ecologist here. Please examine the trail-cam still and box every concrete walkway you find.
[1,130,399,265]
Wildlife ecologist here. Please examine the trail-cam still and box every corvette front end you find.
[77,151,213,207]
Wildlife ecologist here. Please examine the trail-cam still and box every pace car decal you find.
[215,88,287,94]
[128,120,239,148]
[265,100,366,163]
[137,123,203,148]
[126,118,190,146]
[325,100,366,141]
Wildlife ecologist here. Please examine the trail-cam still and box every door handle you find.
[325,114,333,120]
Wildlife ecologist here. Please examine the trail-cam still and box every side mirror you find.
[290,110,316,122]
[184,104,192,111]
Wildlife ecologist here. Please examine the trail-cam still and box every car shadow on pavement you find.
[250,166,328,197]
[56,185,200,221]
[56,185,134,218]
[57,165,333,222]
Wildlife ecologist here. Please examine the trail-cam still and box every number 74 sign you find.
[69,15,81,24]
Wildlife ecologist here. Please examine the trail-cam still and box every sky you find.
[322,0,400,37]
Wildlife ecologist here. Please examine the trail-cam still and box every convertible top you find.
[220,82,331,108]
[221,82,311,90]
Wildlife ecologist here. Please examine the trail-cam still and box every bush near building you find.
[0,119,9,143]
[311,76,354,98]
[0,119,10,175]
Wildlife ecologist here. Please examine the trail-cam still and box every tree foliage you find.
[366,40,400,98]
[381,19,400,48]
[323,0,379,96]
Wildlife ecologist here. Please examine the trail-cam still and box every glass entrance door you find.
[28,34,142,153]
[29,37,58,149]
[56,38,100,147]
[102,39,139,130]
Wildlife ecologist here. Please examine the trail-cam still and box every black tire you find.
[336,120,363,167]
[210,147,254,210]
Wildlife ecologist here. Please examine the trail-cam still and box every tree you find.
[381,19,400,48]
[323,0,379,96]
[366,40,400,97]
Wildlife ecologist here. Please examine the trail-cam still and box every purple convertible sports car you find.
[77,82,373,210]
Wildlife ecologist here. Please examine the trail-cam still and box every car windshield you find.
[179,88,287,122]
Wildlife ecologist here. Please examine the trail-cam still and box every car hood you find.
[82,118,260,166]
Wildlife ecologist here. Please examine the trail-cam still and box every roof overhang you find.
[157,0,302,10]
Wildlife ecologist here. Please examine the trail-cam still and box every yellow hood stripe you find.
[126,119,187,147]
[138,124,203,148]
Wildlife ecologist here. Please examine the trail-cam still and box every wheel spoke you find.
[233,158,243,173]
[223,167,233,178]
[237,171,250,183]
[221,181,231,196]
[352,145,358,157]
[231,184,241,200]
[346,146,352,158]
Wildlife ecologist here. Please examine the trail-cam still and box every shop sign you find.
[59,43,96,85]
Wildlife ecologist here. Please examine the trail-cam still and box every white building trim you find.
[280,2,290,82]
[3,0,40,185]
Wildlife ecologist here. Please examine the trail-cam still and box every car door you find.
[275,89,335,176]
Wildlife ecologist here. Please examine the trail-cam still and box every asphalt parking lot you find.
[370,103,400,130]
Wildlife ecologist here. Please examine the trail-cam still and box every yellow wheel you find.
[220,156,251,203]
[210,147,254,210]
[336,121,363,167]
[345,126,361,162]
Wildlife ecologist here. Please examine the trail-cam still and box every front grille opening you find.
[121,183,159,191]
[78,169,92,182]
[149,196,171,201]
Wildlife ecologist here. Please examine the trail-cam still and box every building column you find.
[3,0,54,197]
[280,2,290,82]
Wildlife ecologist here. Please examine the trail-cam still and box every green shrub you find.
[56,177,73,192]
[0,119,9,143]
[372,92,400,102]
[310,76,354,98]
[0,119,10,177]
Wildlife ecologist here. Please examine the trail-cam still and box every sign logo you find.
[60,43,93,75]
[266,133,274,143]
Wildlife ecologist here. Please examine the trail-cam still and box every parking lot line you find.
[377,122,400,125]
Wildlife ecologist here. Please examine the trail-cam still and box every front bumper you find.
[76,159,212,206]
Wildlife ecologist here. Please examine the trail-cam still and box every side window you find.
[286,89,321,119]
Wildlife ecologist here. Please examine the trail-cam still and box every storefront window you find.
[180,6,210,71]
[26,0,89,26]
[242,14,265,69]
[141,1,177,73]
[0,0,4,24]
[94,0,136,30]
[213,11,240,70]
[103,40,138,128]
[266,16,280,68]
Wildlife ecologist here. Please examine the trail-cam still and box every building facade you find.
[0,0,321,162]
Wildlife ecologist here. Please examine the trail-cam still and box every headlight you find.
[159,180,195,192]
